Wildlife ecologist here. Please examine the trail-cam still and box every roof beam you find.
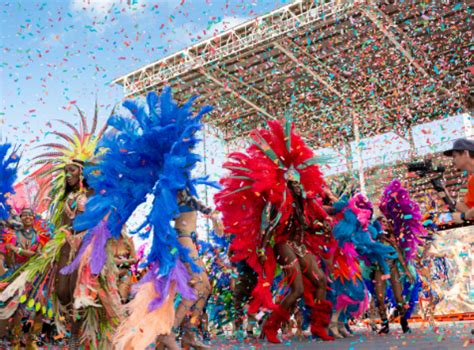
[197,66,275,121]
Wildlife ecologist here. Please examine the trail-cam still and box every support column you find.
[274,41,366,194]
[353,115,366,195]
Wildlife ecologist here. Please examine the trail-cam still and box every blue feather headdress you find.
[61,87,216,309]
[0,143,20,221]
[332,194,397,275]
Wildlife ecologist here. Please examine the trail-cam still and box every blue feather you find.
[69,87,214,284]
[385,263,421,318]
[0,143,20,220]
[332,197,397,274]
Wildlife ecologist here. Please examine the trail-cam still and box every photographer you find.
[443,138,474,223]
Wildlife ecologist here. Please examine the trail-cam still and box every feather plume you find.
[379,179,427,261]
[333,195,398,275]
[114,282,175,350]
[68,87,213,282]
[0,270,28,303]
[0,142,20,220]
[29,105,107,215]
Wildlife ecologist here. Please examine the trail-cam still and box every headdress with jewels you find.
[31,103,108,219]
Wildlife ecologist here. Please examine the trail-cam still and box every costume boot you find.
[397,305,411,333]
[400,316,410,333]
[310,300,335,341]
[378,319,390,334]
[261,305,290,344]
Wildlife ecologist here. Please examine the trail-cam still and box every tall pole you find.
[203,124,210,242]
[353,114,366,195]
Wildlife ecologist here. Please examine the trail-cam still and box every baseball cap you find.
[443,138,474,156]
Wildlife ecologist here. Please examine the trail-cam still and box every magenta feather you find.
[379,179,427,261]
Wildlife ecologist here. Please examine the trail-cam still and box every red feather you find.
[215,120,329,313]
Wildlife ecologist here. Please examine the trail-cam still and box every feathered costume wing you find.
[0,142,20,277]
[0,143,20,221]
[379,179,426,317]
[57,87,215,349]
[332,194,397,275]
[215,117,328,313]
[379,179,427,261]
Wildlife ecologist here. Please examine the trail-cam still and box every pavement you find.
[0,321,472,349]
[209,321,474,350]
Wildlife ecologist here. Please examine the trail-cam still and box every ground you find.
[1,321,472,349]
[210,321,474,350]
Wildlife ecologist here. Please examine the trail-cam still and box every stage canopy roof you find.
[113,0,473,149]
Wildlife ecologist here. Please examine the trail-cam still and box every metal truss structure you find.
[114,0,472,146]
[114,0,473,194]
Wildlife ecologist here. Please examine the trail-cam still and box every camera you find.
[407,160,445,176]
[406,159,456,212]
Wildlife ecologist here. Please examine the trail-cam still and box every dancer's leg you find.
[329,309,344,338]
[388,262,405,312]
[25,312,43,349]
[173,236,211,349]
[369,297,378,331]
[299,253,334,341]
[55,242,81,349]
[260,243,301,344]
[274,243,304,310]
[118,272,132,303]
[299,253,327,301]
[10,311,22,349]
[388,261,410,333]
[173,236,211,328]
[373,268,389,334]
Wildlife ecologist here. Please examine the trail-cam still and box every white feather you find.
[0,271,28,302]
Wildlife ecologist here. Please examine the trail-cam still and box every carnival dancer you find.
[315,190,366,339]
[0,106,122,349]
[377,179,426,334]
[56,88,219,350]
[0,144,51,348]
[331,193,398,335]
[0,142,22,346]
[215,117,335,343]
[1,208,51,349]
